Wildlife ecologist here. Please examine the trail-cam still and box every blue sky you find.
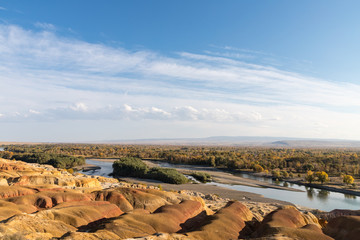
[1,1,360,142]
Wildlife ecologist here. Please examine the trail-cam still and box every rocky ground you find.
[0,158,358,239]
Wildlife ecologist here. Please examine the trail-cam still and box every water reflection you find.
[344,194,357,199]
[305,187,315,200]
[317,189,330,201]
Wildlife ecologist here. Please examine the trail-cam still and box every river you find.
[82,159,360,211]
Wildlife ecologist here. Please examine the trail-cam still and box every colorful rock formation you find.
[0,158,356,239]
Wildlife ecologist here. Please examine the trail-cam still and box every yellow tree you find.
[305,170,315,183]
[343,174,354,185]
[316,171,329,184]
[254,164,264,173]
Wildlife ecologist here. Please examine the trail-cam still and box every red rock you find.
[0,186,37,199]
[91,190,133,212]
[6,191,92,209]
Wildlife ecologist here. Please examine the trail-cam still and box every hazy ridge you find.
[99,136,360,148]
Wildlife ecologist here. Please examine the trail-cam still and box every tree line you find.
[1,144,359,178]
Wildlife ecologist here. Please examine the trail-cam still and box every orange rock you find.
[5,191,92,209]
[89,200,204,239]
[252,206,333,240]
[37,202,123,227]
[0,186,37,199]
[1,213,77,238]
[113,188,169,212]
[0,200,37,221]
[186,201,253,240]
[91,190,133,212]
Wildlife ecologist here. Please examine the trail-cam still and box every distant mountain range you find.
[99,136,360,148]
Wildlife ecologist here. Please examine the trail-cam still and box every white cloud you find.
[1,23,360,140]
[34,22,56,31]
[70,103,88,112]
[29,109,40,114]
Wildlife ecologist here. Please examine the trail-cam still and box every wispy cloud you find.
[0,6,6,11]
[1,23,360,140]
[34,22,56,31]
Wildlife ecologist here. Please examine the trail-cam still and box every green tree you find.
[271,170,281,178]
[209,156,216,167]
[303,164,314,172]
[112,157,148,177]
[281,170,289,178]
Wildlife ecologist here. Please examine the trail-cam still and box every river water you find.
[82,159,360,211]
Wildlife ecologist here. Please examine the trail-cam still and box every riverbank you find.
[86,158,304,192]
[117,176,293,206]
[81,159,295,206]
[143,159,360,198]
[73,164,101,172]
[287,180,360,197]
[229,168,360,198]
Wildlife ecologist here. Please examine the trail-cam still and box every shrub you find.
[12,153,85,168]
[147,167,189,184]
[281,170,289,178]
[112,157,188,184]
[303,164,314,172]
[112,157,148,178]
[272,170,281,178]
[48,155,85,168]
[190,171,212,183]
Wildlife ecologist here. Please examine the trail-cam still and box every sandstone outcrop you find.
[186,201,253,240]
[36,201,123,227]
[91,190,134,212]
[111,187,171,212]
[251,206,333,240]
